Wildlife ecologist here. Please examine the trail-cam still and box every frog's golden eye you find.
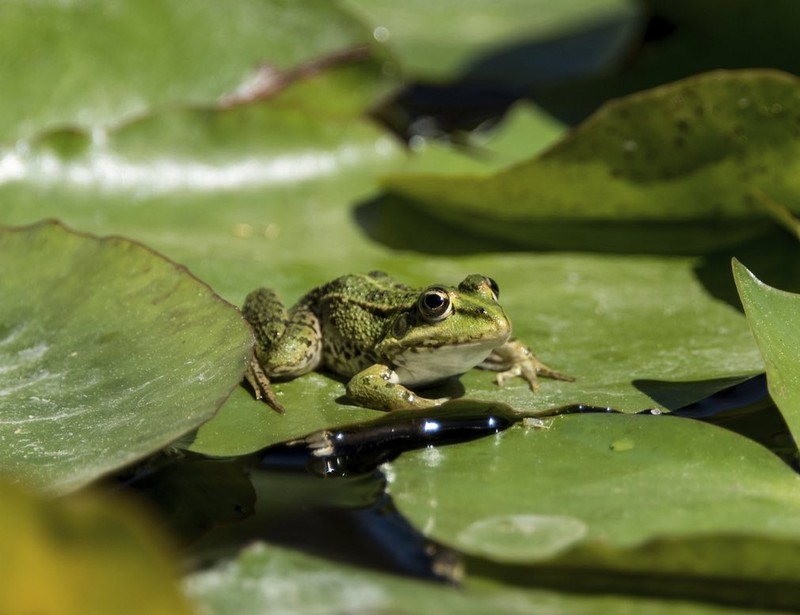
[486,277,500,301]
[418,287,453,322]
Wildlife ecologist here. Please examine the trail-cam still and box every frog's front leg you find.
[242,288,322,414]
[346,364,448,411]
[480,339,574,392]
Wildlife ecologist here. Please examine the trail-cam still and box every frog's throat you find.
[391,334,509,387]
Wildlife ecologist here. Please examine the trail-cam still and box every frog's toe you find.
[496,365,539,391]
[245,358,286,414]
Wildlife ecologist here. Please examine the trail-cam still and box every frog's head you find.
[378,274,512,386]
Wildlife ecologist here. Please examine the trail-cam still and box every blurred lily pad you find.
[341,0,639,84]
[387,413,800,607]
[0,0,393,142]
[733,259,800,448]
[184,541,767,615]
[0,479,191,615]
[384,70,800,253]
[0,221,252,493]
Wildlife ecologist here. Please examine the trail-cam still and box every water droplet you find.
[409,135,427,152]
[373,26,391,42]
[610,437,634,451]
[622,140,638,152]
[738,97,750,109]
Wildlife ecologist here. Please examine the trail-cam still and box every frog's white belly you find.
[392,337,507,386]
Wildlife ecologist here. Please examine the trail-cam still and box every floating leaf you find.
[384,70,800,253]
[0,480,191,615]
[340,0,639,84]
[387,414,800,606]
[733,259,800,448]
[0,222,252,493]
[0,0,391,142]
[188,250,764,456]
[185,541,760,615]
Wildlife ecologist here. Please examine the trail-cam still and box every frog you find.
[242,272,572,413]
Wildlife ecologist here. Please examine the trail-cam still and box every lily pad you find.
[0,16,767,459]
[0,479,191,615]
[383,70,800,253]
[386,413,800,606]
[0,0,392,142]
[188,249,765,456]
[340,0,639,84]
[733,259,800,448]
[184,541,787,614]
[0,221,252,493]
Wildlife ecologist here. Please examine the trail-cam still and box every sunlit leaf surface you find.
[384,70,800,253]
[387,413,800,606]
[0,222,251,492]
[733,259,800,447]
[0,0,391,142]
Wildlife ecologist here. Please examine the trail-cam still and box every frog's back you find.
[311,272,417,376]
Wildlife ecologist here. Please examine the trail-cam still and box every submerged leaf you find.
[0,222,252,493]
[384,70,800,253]
[733,259,800,448]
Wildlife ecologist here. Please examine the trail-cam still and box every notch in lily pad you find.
[733,258,800,452]
[0,221,253,494]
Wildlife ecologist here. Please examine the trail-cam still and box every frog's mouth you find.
[392,335,509,387]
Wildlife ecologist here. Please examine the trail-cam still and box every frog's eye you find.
[418,288,453,322]
[486,277,500,301]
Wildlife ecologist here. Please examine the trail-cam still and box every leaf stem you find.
[749,187,800,241]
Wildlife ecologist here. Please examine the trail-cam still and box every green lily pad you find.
[384,70,800,253]
[340,0,639,84]
[0,15,767,458]
[733,259,800,448]
[0,0,392,142]
[0,221,252,493]
[184,541,788,614]
[0,479,191,615]
[189,248,766,456]
[386,413,800,606]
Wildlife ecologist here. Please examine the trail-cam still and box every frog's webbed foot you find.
[244,357,286,414]
[346,364,448,411]
[481,339,574,392]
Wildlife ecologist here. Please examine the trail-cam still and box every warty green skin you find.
[242,272,572,413]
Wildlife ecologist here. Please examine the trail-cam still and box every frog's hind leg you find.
[242,288,323,413]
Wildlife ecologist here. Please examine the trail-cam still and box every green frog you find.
[242,272,572,413]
